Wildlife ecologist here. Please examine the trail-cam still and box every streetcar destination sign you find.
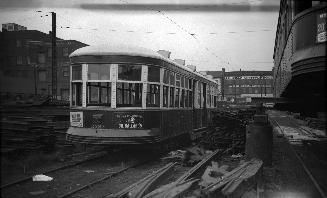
[70,112,83,127]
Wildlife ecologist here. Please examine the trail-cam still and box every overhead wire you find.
[33,6,272,70]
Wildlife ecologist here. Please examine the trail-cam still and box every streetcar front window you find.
[72,82,82,106]
[88,64,110,80]
[116,82,142,107]
[72,65,82,80]
[87,82,111,106]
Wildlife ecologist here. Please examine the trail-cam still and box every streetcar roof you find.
[70,44,217,84]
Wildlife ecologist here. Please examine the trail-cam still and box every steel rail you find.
[270,116,327,198]
[57,160,150,198]
[0,151,107,189]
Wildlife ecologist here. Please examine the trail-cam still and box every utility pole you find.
[51,12,57,100]
[234,76,237,103]
[221,68,225,100]
[260,76,263,98]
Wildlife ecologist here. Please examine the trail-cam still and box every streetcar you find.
[66,45,220,147]
[273,1,326,116]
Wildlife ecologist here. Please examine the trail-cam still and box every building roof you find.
[205,70,273,78]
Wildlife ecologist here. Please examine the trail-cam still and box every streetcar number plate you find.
[70,112,83,127]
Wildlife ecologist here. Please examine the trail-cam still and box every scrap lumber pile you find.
[0,106,70,156]
[137,157,262,198]
[200,125,245,153]
[306,117,326,131]
[201,158,263,197]
[161,146,213,166]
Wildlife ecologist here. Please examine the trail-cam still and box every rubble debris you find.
[203,158,263,196]
[199,161,229,187]
[111,162,176,198]
[143,179,199,198]
[32,174,53,182]
[84,170,95,173]
[231,153,243,158]
[161,147,211,166]
[161,150,186,163]
[29,190,46,195]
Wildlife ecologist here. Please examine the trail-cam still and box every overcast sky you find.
[0,0,280,72]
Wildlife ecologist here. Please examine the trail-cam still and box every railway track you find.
[1,148,160,198]
[269,113,327,198]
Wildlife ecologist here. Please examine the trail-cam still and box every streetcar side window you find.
[116,82,142,107]
[163,70,169,84]
[118,64,142,81]
[176,74,181,87]
[175,88,180,107]
[146,84,160,107]
[148,66,160,82]
[163,86,169,107]
[169,72,175,86]
[169,87,174,107]
[185,90,189,108]
[72,82,82,106]
[88,64,110,80]
[180,89,185,108]
[72,65,82,80]
[87,82,111,106]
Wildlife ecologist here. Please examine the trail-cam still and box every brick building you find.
[0,23,88,100]
[203,69,273,103]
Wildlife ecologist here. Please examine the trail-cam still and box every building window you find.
[38,70,47,81]
[63,47,69,57]
[116,82,142,107]
[26,56,30,64]
[61,89,70,101]
[88,64,110,80]
[38,53,45,63]
[63,67,69,77]
[47,48,52,57]
[148,66,160,82]
[87,82,111,106]
[146,84,160,107]
[72,65,82,80]
[16,40,22,47]
[16,56,23,65]
[118,64,142,81]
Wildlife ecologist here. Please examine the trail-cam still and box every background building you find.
[203,70,273,103]
[0,23,88,101]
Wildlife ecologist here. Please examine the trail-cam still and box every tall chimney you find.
[222,68,225,100]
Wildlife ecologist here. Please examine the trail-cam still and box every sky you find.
[0,0,280,72]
